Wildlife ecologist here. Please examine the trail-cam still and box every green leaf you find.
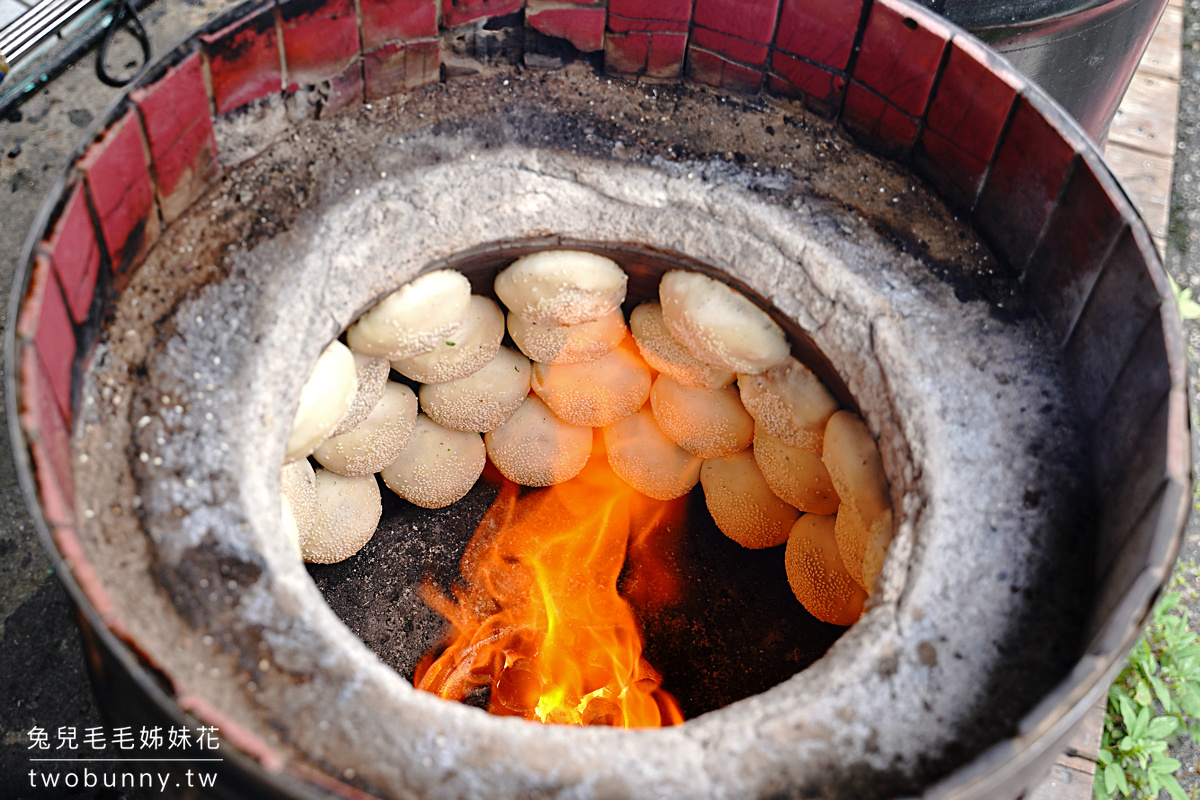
[1105,762,1123,795]
[1097,749,1113,766]
[1151,756,1182,773]
[1148,715,1180,739]
[1162,772,1188,800]
[1132,706,1151,738]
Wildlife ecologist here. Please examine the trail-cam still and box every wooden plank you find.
[1028,700,1106,800]
[1139,2,1183,80]
[1028,763,1100,800]
[1105,140,1174,242]
[1108,69,1180,158]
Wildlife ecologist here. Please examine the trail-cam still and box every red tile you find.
[131,53,219,225]
[646,33,688,79]
[527,3,606,52]
[692,0,780,46]
[443,0,522,28]
[923,39,1018,168]
[280,0,359,89]
[691,27,769,67]
[770,51,846,107]
[78,112,160,281]
[321,62,364,117]
[912,128,987,212]
[774,0,863,71]
[361,0,438,50]
[43,184,101,324]
[607,0,691,31]
[975,95,1079,271]
[605,31,687,79]
[686,47,764,93]
[364,40,440,101]
[853,1,946,117]
[30,260,74,421]
[131,53,211,149]
[147,120,220,223]
[841,82,918,158]
[32,350,75,501]
[1023,154,1129,338]
[201,5,284,116]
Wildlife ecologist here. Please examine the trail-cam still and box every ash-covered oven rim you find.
[6,0,1190,797]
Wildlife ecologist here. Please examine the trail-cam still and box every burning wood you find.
[412,462,685,728]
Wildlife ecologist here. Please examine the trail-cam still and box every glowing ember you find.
[414,459,686,727]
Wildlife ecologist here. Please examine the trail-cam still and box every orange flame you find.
[414,460,686,727]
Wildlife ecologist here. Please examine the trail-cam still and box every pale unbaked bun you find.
[484,396,592,487]
[700,449,800,549]
[738,357,839,450]
[419,347,531,432]
[280,459,317,554]
[313,382,418,477]
[347,269,471,358]
[508,308,627,365]
[285,340,358,462]
[301,469,382,564]
[381,415,486,509]
[331,352,390,436]
[822,410,892,592]
[650,375,753,459]
[659,270,789,374]
[785,514,867,626]
[754,426,840,515]
[603,407,702,500]
[629,302,734,389]
[391,296,504,384]
[494,250,627,325]
[531,342,651,427]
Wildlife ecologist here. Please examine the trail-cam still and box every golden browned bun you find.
[603,407,703,500]
[650,375,753,459]
[737,357,838,450]
[822,410,892,592]
[785,514,867,626]
[700,449,799,549]
[531,340,651,427]
[754,426,839,515]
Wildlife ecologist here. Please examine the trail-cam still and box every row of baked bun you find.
[277,253,892,627]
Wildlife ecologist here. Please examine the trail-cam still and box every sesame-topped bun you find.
[484,396,592,487]
[391,296,504,385]
[494,250,627,325]
[285,340,357,463]
[630,302,735,389]
[785,514,866,626]
[313,382,418,477]
[700,449,799,549]
[659,270,789,375]
[301,470,381,564]
[347,269,471,359]
[381,415,486,509]
[420,347,531,433]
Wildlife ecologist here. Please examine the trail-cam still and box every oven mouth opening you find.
[304,243,864,725]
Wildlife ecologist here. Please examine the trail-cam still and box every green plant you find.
[1168,273,1200,321]
[1097,589,1200,799]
